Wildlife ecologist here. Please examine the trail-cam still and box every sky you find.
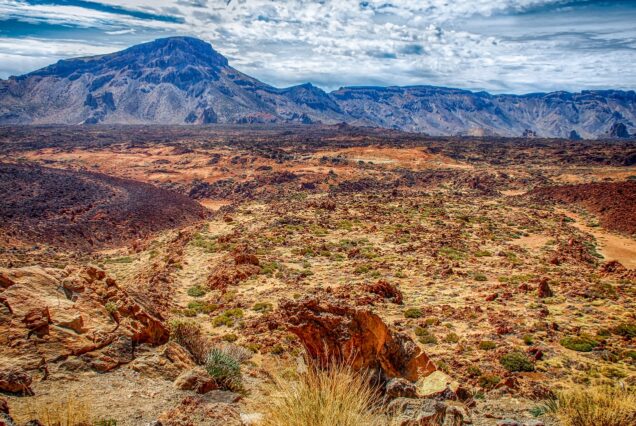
[1,0,635,94]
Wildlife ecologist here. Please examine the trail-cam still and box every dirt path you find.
[560,209,636,269]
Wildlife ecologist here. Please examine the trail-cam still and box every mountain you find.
[1,36,635,138]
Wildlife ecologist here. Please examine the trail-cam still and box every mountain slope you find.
[0,36,634,138]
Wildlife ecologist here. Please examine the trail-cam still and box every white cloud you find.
[1,0,635,93]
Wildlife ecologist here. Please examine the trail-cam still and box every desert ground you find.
[0,125,635,426]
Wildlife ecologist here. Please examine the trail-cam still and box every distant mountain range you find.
[0,36,634,138]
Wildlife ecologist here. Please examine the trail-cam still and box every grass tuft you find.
[543,385,636,426]
[258,363,384,426]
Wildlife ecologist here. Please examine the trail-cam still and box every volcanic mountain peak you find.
[21,36,229,81]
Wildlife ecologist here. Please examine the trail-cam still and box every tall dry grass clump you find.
[168,318,209,364]
[545,385,636,426]
[258,363,385,426]
[26,395,93,426]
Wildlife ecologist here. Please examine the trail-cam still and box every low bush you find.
[187,285,207,298]
[212,308,244,327]
[560,335,599,352]
[403,308,422,319]
[479,340,497,351]
[500,351,534,372]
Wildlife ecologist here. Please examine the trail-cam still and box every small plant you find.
[271,344,285,355]
[444,332,460,344]
[478,374,501,389]
[560,335,599,352]
[168,319,209,364]
[522,334,534,345]
[205,347,243,391]
[253,302,273,313]
[104,301,118,314]
[479,340,497,350]
[613,322,636,339]
[404,308,422,319]
[542,385,636,426]
[187,285,207,298]
[187,300,218,314]
[222,333,238,343]
[415,327,437,345]
[212,308,244,327]
[467,365,481,378]
[95,420,118,426]
[500,351,534,372]
[28,394,93,426]
[474,273,488,282]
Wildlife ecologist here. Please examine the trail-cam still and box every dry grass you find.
[257,363,385,426]
[168,318,209,364]
[545,385,636,426]
[23,394,93,426]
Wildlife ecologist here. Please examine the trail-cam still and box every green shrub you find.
[613,323,636,339]
[478,374,501,389]
[212,308,244,327]
[187,285,207,298]
[560,335,599,352]
[187,300,218,314]
[104,301,118,314]
[222,333,238,343]
[253,302,273,313]
[467,365,481,378]
[474,273,488,282]
[415,327,437,345]
[205,348,242,391]
[523,334,534,345]
[479,340,497,351]
[444,333,460,344]
[500,351,535,372]
[404,308,423,319]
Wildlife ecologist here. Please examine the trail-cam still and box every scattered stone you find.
[0,367,33,395]
[416,370,459,399]
[387,397,467,426]
[174,367,218,394]
[385,378,417,398]
[537,278,553,298]
[365,280,404,304]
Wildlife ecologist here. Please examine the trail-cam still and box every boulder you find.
[365,280,404,304]
[0,367,32,395]
[416,370,459,399]
[387,398,468,426]
[386,378,417,398]
[0,266,169,376]
[280,297,436,382]
[174,367,218,394]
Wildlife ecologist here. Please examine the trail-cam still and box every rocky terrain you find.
[0,125,635,425]
[1,37,635,138]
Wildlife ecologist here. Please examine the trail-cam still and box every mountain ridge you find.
[1,36,634,138]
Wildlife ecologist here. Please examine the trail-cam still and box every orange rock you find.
[280,297,436,382]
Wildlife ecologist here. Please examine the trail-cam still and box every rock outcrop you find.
[0,265,169,384]
[280,297,436,382]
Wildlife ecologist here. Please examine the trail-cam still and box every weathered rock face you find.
[280,297,436,382]
[207,245,261,292]
[365,280,404,304]
[0,265,169,384]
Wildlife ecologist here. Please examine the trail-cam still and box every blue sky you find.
[1,0,635,94]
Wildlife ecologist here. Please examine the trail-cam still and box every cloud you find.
[0,0,635,93]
